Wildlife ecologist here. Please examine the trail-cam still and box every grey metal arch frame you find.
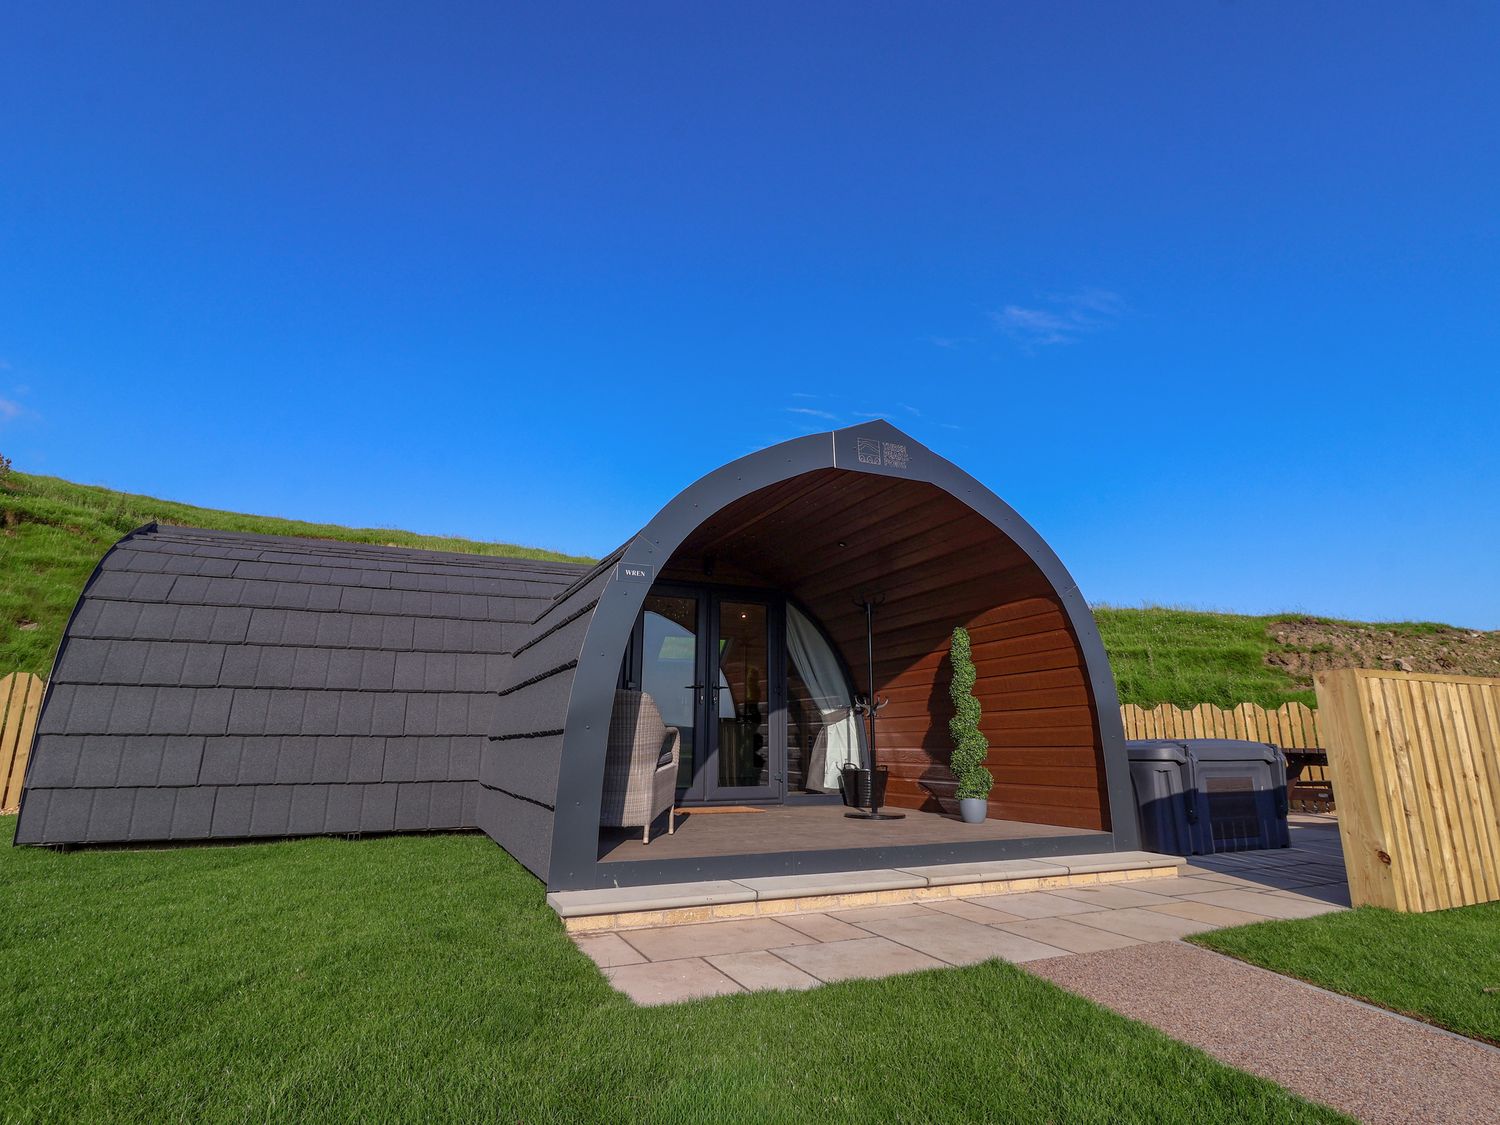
[544,419,1137,890]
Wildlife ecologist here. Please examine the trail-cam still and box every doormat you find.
[682,806,767,815]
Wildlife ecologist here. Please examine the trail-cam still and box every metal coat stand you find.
[846,593,904,821]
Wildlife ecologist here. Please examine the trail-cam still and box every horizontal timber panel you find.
[987,800,1104,830]
[871,626,1082,679]
[880,667,1087,703]
[881,729,1096,757]
[811,565,1053,635]
[880,685,1092,715]
[791,522,1027,603]
[803,553,1043,619]
[880,745,1102,770]
[885,764,1099,793]
[757,488,976,584]
[881,709,1095,735]
[819,597,1065,657]
[881,784,1105,830]
[677,473,851,558]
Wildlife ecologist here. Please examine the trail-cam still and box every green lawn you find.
[0,818,1340,1123]
[1192,904,1500,1045]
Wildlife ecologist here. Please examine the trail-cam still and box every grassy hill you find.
[1097,607,1497,709]
[0,468,591,676]
[1095,605,1322,709]
[3,465,1488,708]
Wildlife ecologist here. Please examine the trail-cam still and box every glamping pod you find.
[17,421,1136,891]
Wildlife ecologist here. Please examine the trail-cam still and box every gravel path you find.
[1028,942,1500,1125]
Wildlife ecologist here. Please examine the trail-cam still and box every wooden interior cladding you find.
[661,469,1110,830]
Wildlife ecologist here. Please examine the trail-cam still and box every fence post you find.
[1,673,45,814]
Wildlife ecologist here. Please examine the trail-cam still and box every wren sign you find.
[616,562,655,583]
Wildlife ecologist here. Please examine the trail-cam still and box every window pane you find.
[640,596,698,789]
[717,602,768,788]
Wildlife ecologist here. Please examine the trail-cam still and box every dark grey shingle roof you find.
[15,525,587,846]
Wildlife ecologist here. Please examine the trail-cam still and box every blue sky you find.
[3,2,1498,627]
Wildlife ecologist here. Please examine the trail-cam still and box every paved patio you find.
[577,818,1351,1004]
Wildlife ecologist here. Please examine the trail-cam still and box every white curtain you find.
[786,603,867,791]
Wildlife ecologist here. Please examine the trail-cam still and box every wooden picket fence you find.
[1316,669,1500,912]
[1,672,44,814]
[1120,700,1332,810]
[1120,700,1322,748]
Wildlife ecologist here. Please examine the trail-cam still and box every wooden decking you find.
[599,802,1093,863]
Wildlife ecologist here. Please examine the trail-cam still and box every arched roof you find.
[483,420,1134,888]
[16,525,587,845]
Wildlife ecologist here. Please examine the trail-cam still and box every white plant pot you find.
[959,797,988,824]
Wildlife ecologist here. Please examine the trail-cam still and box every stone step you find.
[548,850,1183,932]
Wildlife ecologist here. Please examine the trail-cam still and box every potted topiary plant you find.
[948,626,994,823]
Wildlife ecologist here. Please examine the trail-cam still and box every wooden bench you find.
[1283,748,1335,813]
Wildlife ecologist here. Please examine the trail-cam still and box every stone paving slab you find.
[574,932,647,968]
[620,917,819,962]
[965,891,1106,918]
[774,912,867,941]
[603,957,745,1004]
[850,910,1068,964]
[1147,900,1273,928]
[1294,881,1353,907]
[707,950,820,992]
[826,902,931,924]
[924,897,1025,923]
[1177,871,1262,886]
[1027,941,1500,1125]
[1072,906,1218,941]
[1140,875,1255,897]
[994,916,1144,954]
[1180,888,1342,920]
[1050,884,1178,910]
[772,936,946,983]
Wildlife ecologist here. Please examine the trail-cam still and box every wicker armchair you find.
[601,689,681,844]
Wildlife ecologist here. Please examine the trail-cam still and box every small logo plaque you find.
[616,562,655,583]
[881,442,910,469]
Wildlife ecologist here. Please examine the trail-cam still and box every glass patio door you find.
[704,598,780,802]
[636,593,702,793]
[628,589,782,803]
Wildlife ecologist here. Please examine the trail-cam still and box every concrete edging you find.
[550,851,1182,933]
